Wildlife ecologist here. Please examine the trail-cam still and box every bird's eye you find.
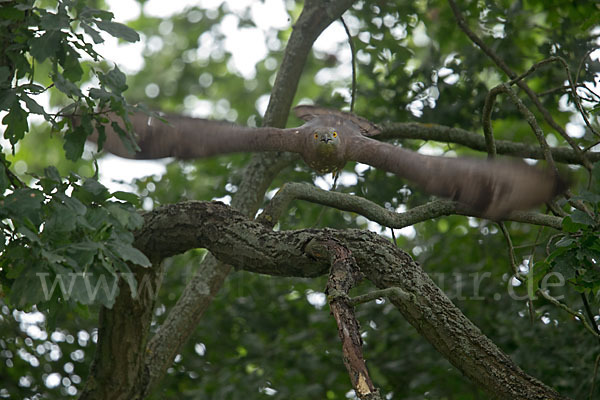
[332,131,337,138]
[314,133,319,139]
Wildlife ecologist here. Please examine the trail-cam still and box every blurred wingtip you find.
[551,170,571,197]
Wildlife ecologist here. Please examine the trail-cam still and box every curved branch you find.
[256,182,563,230]
[378,122,600,165]
[133,200,569,400]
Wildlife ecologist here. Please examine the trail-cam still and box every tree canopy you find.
[1,0,600,399]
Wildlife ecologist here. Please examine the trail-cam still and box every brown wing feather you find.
[347,136,567,218]
[86,112,306,160]
[293,105,381,136]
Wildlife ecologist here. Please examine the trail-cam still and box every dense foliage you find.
[1,0,599,399]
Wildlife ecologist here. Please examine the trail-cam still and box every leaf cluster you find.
[539,164,600,294]
[0,0,152,312]
[0,0,143,160]
[0,165,149,310]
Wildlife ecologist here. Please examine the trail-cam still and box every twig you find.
[524,226,546,323]
[340,16,357,112]
[581,292,600,336]
[349,287,414,306]
[591,353,600,400]
[499,222,522,280]
[481,85,501,159]
[537,289,600,338]
[0,157,24,188]
[508,56,598,138]
[499,83,557,171]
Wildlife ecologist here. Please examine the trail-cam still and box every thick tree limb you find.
[133,200,569,400]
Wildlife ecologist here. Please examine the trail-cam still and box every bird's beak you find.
[320,134,335,144]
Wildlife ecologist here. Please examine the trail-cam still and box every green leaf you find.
[65,242,97,270]
[54,192,87,215]
[106,203,133,227]
[108,241,151,268]
[0,89,16,110]
[81,22,104,44]
[0,66,11,85]
[45,203,78,234]
[571,191,600,206]
[20,93,48,117]
[29,30,63,62]
[2,102,28,145]
[61,45,84,82]
[2,188,44,227]
[89,87,112,100]
[44,166,61,182]
[94,20,140,42]
[17,225,40,243]
[70,272,118,308]
[103,66,128,93]
[570,210,596,227]
[561,216,584,233]
[79,7,114,20]
[0,157,10,192]
[84,207,111,231]
[0,5,25,21]
[552,254,577,281]
[39,10,70,31]
[19,83,46,94]
[53,71,83,97]
[112,191,141,207]
[555,236,575,248]
[9,265,50,307]
[63,123,87,160]
[75,178,111,203]
[110,120,139,153]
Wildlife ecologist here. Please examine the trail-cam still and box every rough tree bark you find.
[131,201,569,400]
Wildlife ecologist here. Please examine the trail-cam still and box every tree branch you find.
[256,182,564,230]
[133,200,569,400]
[377,122,600,165]
[306,238,380,399]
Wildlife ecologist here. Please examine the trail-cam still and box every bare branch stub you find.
[305,238,380,399]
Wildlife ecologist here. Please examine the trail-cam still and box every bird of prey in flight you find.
[87,105,567,219]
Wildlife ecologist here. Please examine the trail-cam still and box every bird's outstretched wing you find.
[293,105,381,136]
[89,112,306,160]
[347,135,567,219]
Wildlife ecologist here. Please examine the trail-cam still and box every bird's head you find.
[303,126,346,173]
[312,127,340,148]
